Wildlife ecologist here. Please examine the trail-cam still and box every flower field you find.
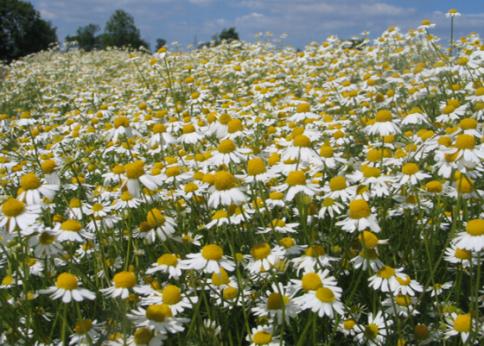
[0,25,483,345]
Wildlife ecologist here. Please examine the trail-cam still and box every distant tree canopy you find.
[103,10,149,49]
[218,27,240,43]
[65,24,101,51]
[156,38,167,51]
[66,9,149,51]
[0,0,57,62]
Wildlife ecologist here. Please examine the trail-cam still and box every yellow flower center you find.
[125,161,145,179]
[56,272,78,290]
[319,145,333,158]
[134,327,154,345]
[286,170,306,186]
[218,139,236,153]
[425,181,442,193]
[162,285,181,305]
[301,272,322,291]
[157,253,178,266]
[92,203,103,212]
[459,118,477,130]
[201,244,224,261]
[113,116,129,128]
[305,245,325,257]
[293,134,311,147]
[377,265,395,279]
[402,163,419,175]
[343,319,356,330]
[269,191,284,200]
[152,123,166,134]
[41,159,56,173]
[349,199,370,219]
[2,198,25,217]
[247,157,266,176]
[228,119,243,133]
[315,287,335,303]
[362,165,381,178]
[396,275,411,286]
[120,191,133,201]
[375,109,392,122]
[69,198,81,208]
[251,243,271,260]
[365,323,379,339]
[74,319,93,334]
[2,275,13,285]
[145,304,172,322]
[454,248,471,260]
[455,134,475,150]
[322,197,335,207]
[414,324,429,340]
[466,219,483,236]
[20,173,41,190]
[166,166,181,177]
[113,271,136,288]
[223,286,238,300]
[266,292,289,310]
[184,182,198,193]
[395,295,411,306]
[453,314,471,333]
[213,171,236,190]
[329,176,346,191]
[359,230,379,249]
[61,220,82,232]
[252,331,273,345]
[182,124,195,134]
[211,268,229,286]
[279,237,295,248]
[39,232,55,244]
[296,103,310,113]
[146,208,165,227]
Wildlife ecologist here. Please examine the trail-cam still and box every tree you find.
[156,38,167,51]
[218,27,239,43]
[0,0,57,62]
[65,24,101,51]
[103,9,149,50]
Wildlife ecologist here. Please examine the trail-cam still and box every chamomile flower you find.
[291,245,338,273]
[336,199,380,233]
[41,272,95,303]
[246,242,284,274]
[453,219,484,252]
[277,170,320,201]
[128,303,189,334]
[252,283,300,324]
[444,313,472,343]
[365,109,400,136]
[246,325,280,346]
[123,161,162,197]
[53,219,93,243]
[17,172,59,205]
[146,253,182,279]
[207,171,247,207]
[368,265,403,293]
[0,197,40,233]
[182,244,235,273]
[101,271,137,299]
[355,311,392,345]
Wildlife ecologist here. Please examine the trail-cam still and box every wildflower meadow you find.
[0,15,483,346]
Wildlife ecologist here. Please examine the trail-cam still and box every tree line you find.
[1,0,240,62]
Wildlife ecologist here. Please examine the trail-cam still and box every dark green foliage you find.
[218,27,239,42]
[0,0,57,62]
[65,24,102,51]
[102,9,149,50]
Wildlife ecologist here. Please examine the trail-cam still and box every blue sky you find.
[31,0,484,49]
